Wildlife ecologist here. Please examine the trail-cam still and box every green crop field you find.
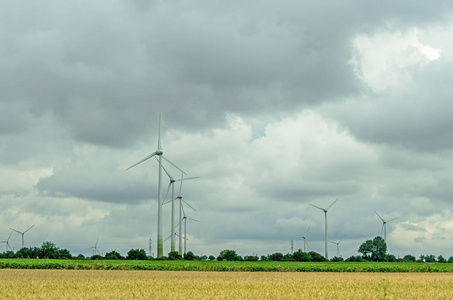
[1,259,453,272]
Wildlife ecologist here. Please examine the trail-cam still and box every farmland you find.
[1,259,453,272]
[1,269,453,299]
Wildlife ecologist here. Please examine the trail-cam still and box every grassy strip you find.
[1,259,453,272]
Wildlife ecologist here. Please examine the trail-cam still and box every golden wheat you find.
[1,270,453,299]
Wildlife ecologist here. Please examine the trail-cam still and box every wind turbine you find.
[87,238,101,256]
[181,204,200,255]
[0,231,13,252]
[175,174,197,255]
[374,210,398,242]
[295,226,310,252]
[160,162,199,253]
[9,225,34,248]
[126,114,186,258]
[329,234,347,258]
[310,198,338,260]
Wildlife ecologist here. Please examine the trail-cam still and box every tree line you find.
[1,237,452,263]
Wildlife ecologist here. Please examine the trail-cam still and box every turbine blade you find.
[158,114,162,151]
[305,225,310,236]
[183,200,197,212]
[187,217,200,223]
[387,218,398,223]
[374,210,385,222]
[126,152,157,170]
[95,238,99,247]
[306,241,310,250]
[7,231,13,240]
[9,228,22,234]
[327,198,339,210]
[24,225,34,234]
[381,224,384,235]
[339,234,347,243]
[161,156,187,175]
[164,235,172,242]
[163,182,172,202]
[175,176,200,182]
[329,241,336,245]
[310,204,325,211]
[178,175,184,196]
[158,158,173,179]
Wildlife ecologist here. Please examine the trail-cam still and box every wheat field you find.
[1,269,453,299]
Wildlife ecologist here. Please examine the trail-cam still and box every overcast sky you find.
[1,0,453,259]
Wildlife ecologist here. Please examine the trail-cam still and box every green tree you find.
[126,249,147,260]
[331,256,344,262]
[168,251,182,260]
[268,252,284,261]
[448,256,453,263]
[59,249,72,259]
[41,241,59,259]
[437,255,447,263]
[292,250,311,262]
[358,239,373,258]
[423,254,436,263]
[308,251,326,262]
[105,250,124,260]
[208,255,215,261]
[217,249,240,261]
[403,254,416,262]
[184,251,195,260]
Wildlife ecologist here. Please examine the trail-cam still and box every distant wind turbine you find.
[175,174,197,255]
[295,226,310,252]
[329,234,347,257]
[181,204,200,255]
[126,114,186,258]
[374,210,398,242]
[160,162,199,253]
[0,231,13,252]
[87,238,101,256]
[9,225,34,248]
[310,198,339,260]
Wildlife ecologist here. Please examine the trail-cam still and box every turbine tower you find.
[0,231,13,252]
[295,225,310,252]
[310,198,338,260]
[175,174,197,255]
[126,114,185,258]
[329,234,347,257]
[374,210,398,242]
[160,162,199,253]
[9,225,34,249]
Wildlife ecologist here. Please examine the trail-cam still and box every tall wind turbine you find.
[160,162,199,253]
[295,226,310,252]
[329,234,347,257]
[310,198,338,260]
[175,174,197,255]
[126,114,185,258]
[9,225,34,249]
[374,210,398,242]
[181,204,200,255]
[0,231,13,252]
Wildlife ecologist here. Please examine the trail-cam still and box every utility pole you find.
[149,238,152,257]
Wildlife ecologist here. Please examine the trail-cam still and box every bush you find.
[345,255,364,262]
[208,255,215,261]
[244,255,258,261]
[385,254,397,262]
[330,256,344,262]
[448,256,453,263]
[90,254,104,260]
